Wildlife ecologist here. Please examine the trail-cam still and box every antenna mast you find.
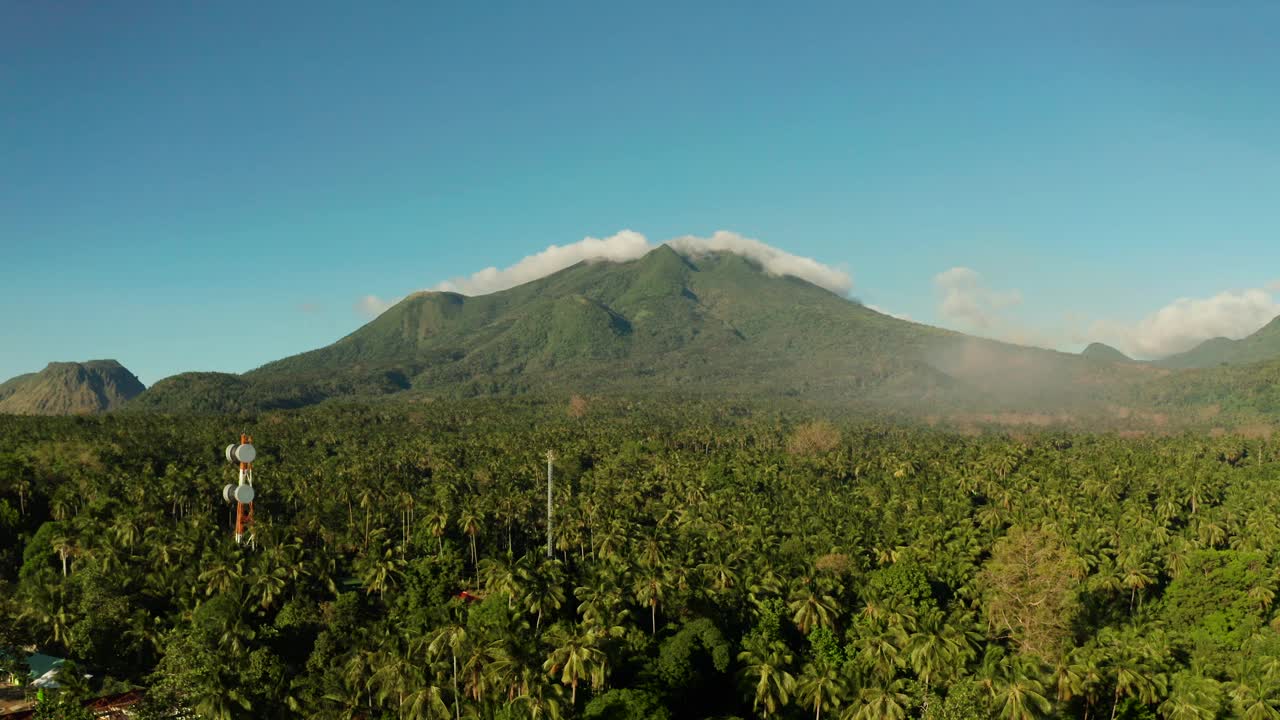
[545,450,555,559]
[223,434,257,546]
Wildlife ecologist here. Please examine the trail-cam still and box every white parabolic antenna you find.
[223,484,236,503]
[234,444,256,463]
[234,484,255,504]
[225,444,238,463]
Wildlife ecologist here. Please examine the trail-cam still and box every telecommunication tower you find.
[545,450,555,559]
[223,434,257,545]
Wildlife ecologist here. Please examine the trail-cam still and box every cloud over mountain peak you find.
[428,230,853,299]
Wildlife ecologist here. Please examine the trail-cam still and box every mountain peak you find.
[1081,342,1133,363]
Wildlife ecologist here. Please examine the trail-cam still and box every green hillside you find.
[1157,315,1280,369]
[134,245,1165,415]
[0,360,144,415]
[1081,342,1134,363]
[1140,356,1280,417]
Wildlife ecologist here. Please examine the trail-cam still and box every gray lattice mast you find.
[545,450,555,559]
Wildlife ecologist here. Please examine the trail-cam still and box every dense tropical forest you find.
[2,398,1279,719]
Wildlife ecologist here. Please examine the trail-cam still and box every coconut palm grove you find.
[1,397,1279,719]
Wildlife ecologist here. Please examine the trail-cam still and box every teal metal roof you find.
[25,653,64,679]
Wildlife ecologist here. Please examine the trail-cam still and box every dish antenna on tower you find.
[223,433,257,545]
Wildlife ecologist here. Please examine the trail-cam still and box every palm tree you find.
[797,660,846,720]
[1159,672,1221,720]
[369,646,416,716]
[1102,627,1169,720]
[575,581,630,638]
[843,678,911,720]
[993,674,1053,720]
[849,619,906,683]
[698,548,741,597]
[905,609,962,693]
[111,514,141,548]
[199,556,245,596]
[361,543,406,598]
[20,585,71,645]
[249,560,289,609]
[509,679,566,720]
[428,512,449,556]
[789,584,839,635]
[1051,646,1104,718]
[542,626,608,706]
[50,532,74,577]
[518,558,566,633]
[1118,559,1155,613]
[1229,676,1280,720]
[632,564,670,636]
[460,508,483,568]
[739,641,796,718]
[479,554,520,608]
[425,622,467,720]
[403,681,451,720]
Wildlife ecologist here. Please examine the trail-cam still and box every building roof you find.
[23,655,63,682]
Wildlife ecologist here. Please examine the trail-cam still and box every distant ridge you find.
[1157,314,1280,369]
[0,360,145,415]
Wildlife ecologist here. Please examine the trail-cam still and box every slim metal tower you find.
[545,450,555,559]
[223,434,257,546]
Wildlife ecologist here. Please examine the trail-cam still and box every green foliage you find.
[923,681,988,720]
[866,561,934,611]
[656,618,732,688]
[19,521,62,590]
[584,688,672,720]
[743,598,787,653]
[31,692,94,720]
[1160,549,1274,666]
[2,401,1280,719]
[805,626,843,668]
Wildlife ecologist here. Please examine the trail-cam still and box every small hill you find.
[1157,315,1280,369]
[0,360,145,415]
[1081,342,1134,363]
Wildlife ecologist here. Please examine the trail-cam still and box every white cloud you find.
[866,304,913,322]
[433,230,653,296]
[933,267,1023,331]
[667,231,853,295]
[424,229,853,297]
[1089,287,1280,358]
[355,295,398,318]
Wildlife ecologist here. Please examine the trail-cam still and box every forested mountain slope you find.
[1157,315,1280,369]
[132,246,1160,416]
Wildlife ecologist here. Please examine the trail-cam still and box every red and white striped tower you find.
[223,434,257,545]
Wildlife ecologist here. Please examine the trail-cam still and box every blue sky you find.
[4,1,1280,385]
